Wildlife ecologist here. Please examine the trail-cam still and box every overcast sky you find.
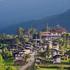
[0,0,70,28]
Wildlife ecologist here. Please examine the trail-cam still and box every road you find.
[19,52,35,70]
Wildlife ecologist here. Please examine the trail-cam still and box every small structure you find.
[24,43,31,54]
[14,51,25,65]
[33,33,41,47]
[49,40,61,63]
[53,55,61,64]
[52,48,61,63]
[0,38,16,44]
[35,58,41,64]
[52,49,60,57]
[52,40,60,50]
[40,26,67,42]
[7,44,18,51]
[40,32,61,41]
[24,49,31,55]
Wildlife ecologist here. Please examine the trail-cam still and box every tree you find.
[0,54,4,64]
[0,65,6,70]
[6,66,17,70]
[65,50,70,56]
[29,27,37,35]
[3,48,13,61]
[63,33,70,48]
[18,27,25,38]
[0,54,6,70]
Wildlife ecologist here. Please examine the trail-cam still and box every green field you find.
[37,68,68,70]
[37,68,57,70]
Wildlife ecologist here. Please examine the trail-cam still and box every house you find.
[53,55,61,64]
[0,38,16,44]
[52,48,61,64]
[14,51,25,65]
[24,49,31,55]
[33,33,41,45]
[7,44,18,51]
[35,58,41,64]
[52,49,60,57]
[50,27,67,34]
[40,26,67,41]
[52,40,60,50]
[24,43,31,49]
[40,31,61,41]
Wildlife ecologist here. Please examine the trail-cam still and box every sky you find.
[0,0,70,28]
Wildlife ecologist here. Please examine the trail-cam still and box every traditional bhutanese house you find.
[52,40,60,50]
[35,58,41,64]
[40,31,61,41]
[50,27,67,34]
[52,48,61,64]
[7,44,18,51]
[0,38,16,44]
[52,49,60,57]
[48,41,52,49]
[13,51,24,58]
[24,49,31,55]
[40,47,46,53]
[40,27,66,41]
[40,32,50,40]
[14,51,25,65]
[53,55,61,64]
[33,33,41,44]
[40,36,60,49]
[24,43,31,49]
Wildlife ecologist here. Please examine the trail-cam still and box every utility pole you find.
[46,23,49,32]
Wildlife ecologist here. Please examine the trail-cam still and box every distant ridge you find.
[0,9,70,34]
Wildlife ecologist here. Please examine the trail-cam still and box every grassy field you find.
[37,68,57,70]
[36,67,68,70]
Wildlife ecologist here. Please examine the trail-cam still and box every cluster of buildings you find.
[0,25,70,65]
[34,26,70,64]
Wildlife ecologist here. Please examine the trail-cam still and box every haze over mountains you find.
[0,0,70,34]
[0,0,70,29]
[0,9,70,34]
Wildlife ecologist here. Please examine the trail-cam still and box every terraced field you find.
[37,68,68,70]
[37,68,57,70]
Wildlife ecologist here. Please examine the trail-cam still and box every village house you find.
[13,51,25,65]
[33,33,41,45]
[51,41,61,64]
[53,55,61,64]
[40,26,66,41]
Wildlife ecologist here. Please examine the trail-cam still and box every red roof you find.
[50,28,67,33]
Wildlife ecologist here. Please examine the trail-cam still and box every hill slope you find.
[1,9,70,34]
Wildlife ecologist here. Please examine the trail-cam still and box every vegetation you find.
[0,25,70,70]
[0,54,17,70]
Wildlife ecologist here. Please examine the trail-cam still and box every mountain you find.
[0,9,70,34]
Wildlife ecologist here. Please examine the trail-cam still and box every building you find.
[14,51,25,65]
[33,33,41,44]
[40,32,61,41]
[40,26,66,41]
[53,55,61,64]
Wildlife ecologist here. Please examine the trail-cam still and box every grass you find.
[37,68,68,70]
[37,68,58,70]
[4,60,14,66]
